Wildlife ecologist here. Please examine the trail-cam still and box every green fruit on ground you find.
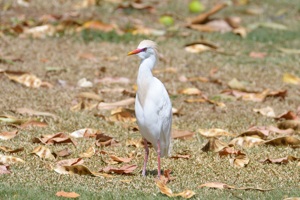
[189,0,205,13]
[159,16,174,26]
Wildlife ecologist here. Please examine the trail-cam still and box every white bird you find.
[128,40,172,177]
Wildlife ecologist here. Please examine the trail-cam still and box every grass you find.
[0,0,300,199]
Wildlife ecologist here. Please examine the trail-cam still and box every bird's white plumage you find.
[129,40,172,176]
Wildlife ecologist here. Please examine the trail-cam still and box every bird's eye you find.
[142,47,147,52]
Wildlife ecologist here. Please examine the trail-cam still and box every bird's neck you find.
[136,55,156,107]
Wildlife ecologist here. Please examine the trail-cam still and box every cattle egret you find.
[128,40,172,177]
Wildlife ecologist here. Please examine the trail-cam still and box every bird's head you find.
[127,40,157,59]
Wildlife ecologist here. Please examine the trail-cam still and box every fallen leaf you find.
[56,191,80,198]
[109,108,136,122]
[95,133,119,147]
[109,155,133,163]
[229,136,265,148]
[218,147,245,157]
[171,154,191,159]
[153,67,178,74]
[198,128,234,138]
[0,130,18,140]
[229,155,249,168]
[198,182,272,191]
[16,107,58,120]
[259,155,300,164]
[78,52,98,62]
[94,77,130,84]
[249,52,267,58]
[79,146,96,158]
[79,20,116,32]
[70,128,99,138]
[278,120,300,130]
[0,155,25,164]
[21,24,56,39]
[156,180,196,198]
[264,136,300,147]
[31,145,55,160]
[172,130,195,140]
[117,1,155,13]
[178,88,202,95]
[5,73,51,88]
[126,138,144,148]
[233,27,247,38]
[283,73,300,85]
[0,146,24,153]
[76,92,103,102]
[253,106,276,117]
[277,47,300,54]
[54,148,72,157]
[275,110,298,120]
[54,164,109,177]
[159,169,176,184]
[202,138,228,152]
[77,78,93,88]
[32,132,77,146]
[100,164,137,174]
[20,120,48,128]
[97,98,135,110]
[184,41,218,53]
[0,115,27,125]
[0,165,11,174]
[56,158,84,167]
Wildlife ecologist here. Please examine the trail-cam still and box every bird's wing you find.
[143,77,172,156]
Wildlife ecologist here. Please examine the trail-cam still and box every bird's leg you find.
[157,139,161,178]
[142,138,149,176]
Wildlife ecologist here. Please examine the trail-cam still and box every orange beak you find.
[127,48,144,56]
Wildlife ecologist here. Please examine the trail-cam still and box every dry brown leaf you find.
[0,155,25,164]
[218,147,245,157]
[56,158,84,167]
[153,67,178,74]
[253,106,276,117]
[249,52,267,58]
[184,98,207,103]
[229,155,249,168]
[202,138,228,152]
[56,191,80,198]
[238,126,270,139]
[172,130,195,140]
[198,128,234,138]
[278,120,300,130]
[159,169,176,184]
[70,128,99,138]
[94,77,130,84]
[109,155,133,163]
[31,145,55,160]
[79,20,116,32]
[5,73,51,88]
[16,107,58,120]
[178,88,202,95]
[283,73,300,85]
[0,165,11,174]
[76,92,103,102]
[0,146,24,153]
[117,1,155,12]
[156,180,196,198]
[32,132,77,146]
[198,182,272,191]
[188,2,228,24]
[229,136,265,148]
[54,164,110,177]
[54,148,72,157]
[95,133,119,147]
[97,98,135,110]
[184,41,218,53]
[79,146,96,158]
[0,130,18,140]
[100,164,137,174]
[199,182,235,189]
[233,27,247,38]
[284,197,300,200]
[126,138,144,148]
[109,108,136,122]
[264,136,300,147]
[275,111,298,120]
[20,120,48,128]
[259,155,300,164]
[171,154,191,159]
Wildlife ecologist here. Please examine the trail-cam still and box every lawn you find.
[0,0,299,199]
